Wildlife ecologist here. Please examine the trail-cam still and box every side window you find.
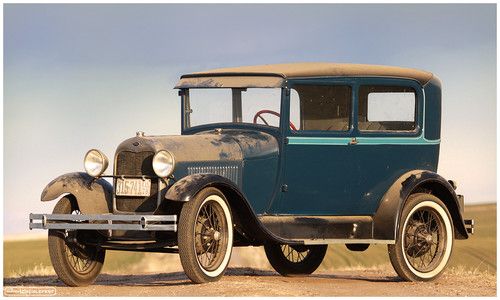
[290,85,352,131]
[358,86,417,131]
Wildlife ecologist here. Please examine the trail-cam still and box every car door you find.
[350,78,431,215]
[269,79,358,215]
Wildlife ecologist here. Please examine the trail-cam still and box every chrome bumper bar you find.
[29,213,177,231]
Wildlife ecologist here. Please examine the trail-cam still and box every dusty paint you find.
[115,129,279,165]
[164,173,207,202]
[116,133,243,163]
[41,172,113,214]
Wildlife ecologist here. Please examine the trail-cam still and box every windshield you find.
[183,88,282,129]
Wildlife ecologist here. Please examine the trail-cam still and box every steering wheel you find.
[253,109,298,131]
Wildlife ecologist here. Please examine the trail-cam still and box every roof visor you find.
[175,75,285,89]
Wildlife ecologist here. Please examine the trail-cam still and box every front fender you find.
[41,172,113,214]
[373,170,468,241]
[165,173,236,202]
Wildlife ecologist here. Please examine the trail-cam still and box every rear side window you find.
[358,86,416,131]
[290,85,352,131]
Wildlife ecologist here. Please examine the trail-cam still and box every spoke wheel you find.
[264,243,327,276]
[194,198,229,272]
[48,197,105,287]
[388,193,453,282]
[62,209,96,275]
[280,244,311,263]
[403,207,445,273]
[178,187,233,283]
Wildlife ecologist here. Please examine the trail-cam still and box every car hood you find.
[115,129,279,163]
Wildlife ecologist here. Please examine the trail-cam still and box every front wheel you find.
[178,187,233,283]
[388,193,454,281]
[48,197,105,287]
[264,243,327,276]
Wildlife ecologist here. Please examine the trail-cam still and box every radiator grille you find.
[115,151,158,212]
[187,165,240,185]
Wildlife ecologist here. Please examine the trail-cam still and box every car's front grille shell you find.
[114,151,158,212]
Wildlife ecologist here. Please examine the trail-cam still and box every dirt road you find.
[4,267,496,297]
[4,247,496,296]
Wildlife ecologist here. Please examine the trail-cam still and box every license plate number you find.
[116,178,151,197]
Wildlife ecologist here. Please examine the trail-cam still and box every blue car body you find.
[36,63,470,245]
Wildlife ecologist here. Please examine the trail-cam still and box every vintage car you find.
[30,63,474,286]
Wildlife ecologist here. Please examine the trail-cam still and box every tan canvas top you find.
[175,62,433,88]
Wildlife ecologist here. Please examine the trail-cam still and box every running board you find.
[259,215,374,240]
[29,213,177,231]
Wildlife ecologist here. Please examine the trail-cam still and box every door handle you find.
[348,137,358,145]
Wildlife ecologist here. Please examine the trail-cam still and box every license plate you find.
[116,178,151,197]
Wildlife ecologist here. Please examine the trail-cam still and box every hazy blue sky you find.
[4,4,496,235]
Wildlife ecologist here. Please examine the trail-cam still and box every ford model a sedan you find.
[30,63,474,285]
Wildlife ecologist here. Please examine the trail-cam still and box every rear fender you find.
[373,170,468,241]
[41,172,113,214]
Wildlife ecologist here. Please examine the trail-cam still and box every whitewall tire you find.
[388,193,454,281]
[178,187,233,283]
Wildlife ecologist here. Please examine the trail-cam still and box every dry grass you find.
[446,265,496,279]
[9,264,55,278]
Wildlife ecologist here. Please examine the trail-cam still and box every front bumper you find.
[29,213,177,232]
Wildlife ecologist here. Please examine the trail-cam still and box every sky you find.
[3,4,497,235]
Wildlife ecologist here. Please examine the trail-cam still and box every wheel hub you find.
[194,202,226,255]
[425,234,433,243]
[406,223,432,257]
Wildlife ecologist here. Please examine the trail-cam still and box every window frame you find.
[285,78,357,138]
[284,77,423,138]
[354,78,423,137]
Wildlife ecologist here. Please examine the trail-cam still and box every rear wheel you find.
[264,243,327,276]
[388,193,454,281]
[178,187,233,283]
[48,197,105,287]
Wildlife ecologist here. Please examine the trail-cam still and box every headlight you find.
[84,149,109,177]
[153,150,176,178]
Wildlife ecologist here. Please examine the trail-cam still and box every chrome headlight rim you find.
[84,149,109,177]
[152,150,176,178]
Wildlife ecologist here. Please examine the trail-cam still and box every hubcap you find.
[425,234,433,243]
[212,231,221,241]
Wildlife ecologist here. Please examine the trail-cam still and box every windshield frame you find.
[179,87,286,135]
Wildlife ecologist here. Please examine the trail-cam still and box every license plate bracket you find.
[116,178,152,197]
